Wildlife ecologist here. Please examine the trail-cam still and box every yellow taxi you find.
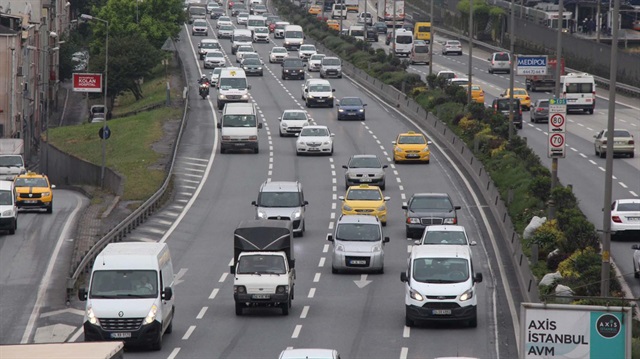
[13,172,55,213]
[392,131,431,164]
[468,84,485,104]
[308,5,322,14]
[326,19,340,31]
[500,87,531,110]
[339,184,389,226]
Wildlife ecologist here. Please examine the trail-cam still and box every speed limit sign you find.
[548,133,566,157]
[549,113,565,132]
[548,98,567,158]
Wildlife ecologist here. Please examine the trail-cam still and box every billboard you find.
[520,303,631,359]
[73,73,103,93]
[516,55,548,76]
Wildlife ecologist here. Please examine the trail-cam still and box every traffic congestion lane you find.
[0,190,87,344]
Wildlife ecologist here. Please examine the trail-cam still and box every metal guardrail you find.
[65,42,190,300]
[406,2,640,98]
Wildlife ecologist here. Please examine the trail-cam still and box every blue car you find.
[337,97,367,120]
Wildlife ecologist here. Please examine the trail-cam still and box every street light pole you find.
[467,0,473,105]
[428,0,434,76]
[81,14,109,188]
[508,0,515,141]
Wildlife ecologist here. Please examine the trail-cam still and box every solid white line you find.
[313,273,321,282]
[67,326,83,342]
[308,288,316,298]
[219,272,228,283]
[403,326,410,338]
[292,325,302,338]
[399,347,409,359]
[300,306,310,319]
[319,257,326,267]
[21,194,83,343]
[209,288,219,300]
[182,325,196,340]
[167,348,181,359]
[196,307,208,319]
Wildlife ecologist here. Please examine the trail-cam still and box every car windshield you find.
[537,100,549,107]
[273,48,287,53]
[336,223,380,241]
[350,29,364,36]
[565,82,593,93]
[396,35,412,44]
[238,46,254,52]
[496,100,519,111]
[414,46,428,53]
[194,20,207,26]
[283,112,307,121]
[412,258,469,283]
[323,58,340,65]
[258,191,301,207]
[447,41,460,46]
[513,89,527,95]
[190,7,206,15]
[0,190,12,205]
[300,127,329,137]
[90,270,158,299]
[255,5,266,10]
[340,98,362,106]
[235,34,252,42]
[617,202,640,211]
[15,177,48,187]
[219,17,231,22]
[243,59,261,65]
[410,196,453,210]
[285,30,303,38]
[471,85,481,91]
[220,25,233,30]
[398,135,426,144]
[439,72,455,79]
[349,157,380,168]
[202,42,220,49]
[347,189,381,201]
[255,27,268,33]
[223,114,256,127]
[423,231,468,245]
[309,84,331,92]
[310,55,325,61]
[611,130,631,137]
[237,255,286,275]
[300,45,315,51]
[494,53,510,61]
[206,52,223,58]
[284,60,304,67]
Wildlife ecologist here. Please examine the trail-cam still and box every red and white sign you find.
[548,133,566,158]
[548,98,567,158]
[549,113,565,132]
[73,73,103,93]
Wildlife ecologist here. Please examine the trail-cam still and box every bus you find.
[413,20,431,43]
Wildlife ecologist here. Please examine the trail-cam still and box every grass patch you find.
[49,107,181,200]
[112,60,181,116]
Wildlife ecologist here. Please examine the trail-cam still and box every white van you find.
[284,25,305,51]
[393,28,413,57]
[217,67,250,110]
[348,25,365,41]
[217,102,262,153]
[79,242,175,350]
[561,72,596,114]
[400,244,483,328]
[409,40,429,65]
[231,29,253,54]
[0,180,18,235]
[331,3,347,19]
[247,15,266,33]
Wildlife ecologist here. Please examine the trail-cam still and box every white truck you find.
[377,0,405,27]
[230,220,295,316]
[0,139,26,181]
[0,342,125,359]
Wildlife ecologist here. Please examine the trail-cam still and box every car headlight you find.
[241,94,249,99]
[421,146,430,153]
[281,122,288,128]
[257,210,267,219]
[86,306,101,326]
[338,109,344,112]
[143,304,158,325]
[459,289,474,301]
[292,210,301,219]
[443,217,456,224]
[285,41,290,45]
[2,209,14,217]
[335,244,345,252]
[328,94,333,98]
[258,67,262,70]
[343,204,353,211]
[409,289,424,301]
[395,147,403,153]
[308,95,314,99]
[322,141,331,145]
[407,217,420,224]
[377,205,386,211]
[42,192,51,197]
[218,94,226,99]
[372,244,382,252]
[359,109,364,112]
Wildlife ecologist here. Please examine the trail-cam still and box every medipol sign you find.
[520,303,631,359]
[516,55,548,76]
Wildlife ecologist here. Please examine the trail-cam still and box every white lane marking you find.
[579,153,587,158]
[319,257,326,267]
[399,347,409,359]
[589,160,597,165]
[332,202,336,209]
[68,326,83,342]
[180,156,208,162]
[209,288,219,300]
[403,326,410,338]
[401,193,406,200]
[399,185,404,191]
[167,348,181,359]
[21,194,84,343]
[219,272,228,283]
[196,307,208,319]
[598,167,606,172]
[182,325,196,340]
[308,288,316,298]
[300,306,310,319]
[330,212,335,219]
[407,245,412,253]
[292,325,302,338]
[630,191,638,197]
[329,221,334,230]
[620,182,628,188]
[323,244,329,253]
[313,273,321,282]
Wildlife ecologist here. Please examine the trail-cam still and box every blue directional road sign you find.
[99,126,111,140]
[516,55,548,76]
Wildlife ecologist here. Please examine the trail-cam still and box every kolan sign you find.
[73,73,103,93]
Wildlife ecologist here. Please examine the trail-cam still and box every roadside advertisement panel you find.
[520,303,631,359]
[72,73,103,93]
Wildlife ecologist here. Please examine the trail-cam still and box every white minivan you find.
[217,102,262,153]
[231,29,253,54]
[400,244,483,328]
[393,29,413,57]
[284,25,305,50]
[79,242,175,350]
[561,72,596,114]
[0,180,18,235]
[217,67,251,110]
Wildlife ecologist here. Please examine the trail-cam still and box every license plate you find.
[615,141,624,145]
[350,260,366,265]
[110,332,132,339]
[308,148,320,151]
[432,309,452,315]
[23,200,37,204]
[360,178,371,182]
[406,154,419,158]
[628,217,640,221]
[316,99,325,102]
[252,294,270,299]
[234,143,245,147]
[348,112,356,115]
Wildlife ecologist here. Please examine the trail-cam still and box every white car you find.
[442,40,462,55]
[279,348,340,359]
[416,225,477,247]
[206,1,218,12]
[298,44,317,61]
[204,50,226,68]
[198,39,221,59]
[269,47,289,63]
[296,125,334,155]
[274,21,290,39]
[301,78,335,108]
[217,16,232,28]
[237,12,249,25]
[236,46,256,63]
[192,19,208,36]
[218,24,234,38]
[279,109,311,137]
[436,70,457,81]
[308,54,326,72]
[612,199,640,240]
[449,77,469,87]
[209,68,223,87]
[252,26,270,42]
[357,12,373,25]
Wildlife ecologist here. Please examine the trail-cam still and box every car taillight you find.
[601,140,607,144]
[525,96,530,100]
[612,216,622,223]
[629,140,635,145]
[536,107,543,112]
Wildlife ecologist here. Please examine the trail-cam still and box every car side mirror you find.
[327,234,334,242]
[382,165,388,169]
[303,200,309,206]
[51,184,56,189]
[392,141,396,145]
[162,287,173,300]
[332,89,335,92]
[251,200,257,206]
[470,241,477,246]
[305,88,308,92]
[258,122,263,129]
[400,272,407,282]
[217,122,222,129]
[330,133,335,137]
[593,135,597,138]
[383,196,390,201]
[384,236,389,243]
[487,57,491,61]
[402,205,408,210]
[427,140,432,145]
[414,240,420,245]
[248,84,252,90]
[342,165,348,169]
[454,206,461,210]
[278,117,282,121]
[475,273,483,283]
[295,133,300,137]
[289,258,296,269]
[281,63,284,67]
[363,103,367,106]
[78,288,87,301]
[338,196,345,200]
[632,245,640,250]
[230,265,235,274]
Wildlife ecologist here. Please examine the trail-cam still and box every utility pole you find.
[392,0,396,54]
[596,0,601,42]
[600,0,619,298]
[550,0,564,220]
[467,0,473,105]
[428,0,433,75]
[364,0,368,37]
[507,0,515,141]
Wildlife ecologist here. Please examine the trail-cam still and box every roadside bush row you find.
[273,0,623,300]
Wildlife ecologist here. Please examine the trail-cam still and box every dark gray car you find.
[530,99,549,123]
[343,154,387,190]
[242,58,264,76]
[402,193,461,239]
[282,58,305,80]
[492,98,523,129]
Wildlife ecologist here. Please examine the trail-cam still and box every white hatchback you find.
[217,16,232,28]
[279,109,311,137]
[308,54,326,72]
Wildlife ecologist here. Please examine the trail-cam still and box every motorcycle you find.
[199,83,210,99]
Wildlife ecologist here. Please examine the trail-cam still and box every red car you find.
[228,1,234,9]
[269,23,277,32]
